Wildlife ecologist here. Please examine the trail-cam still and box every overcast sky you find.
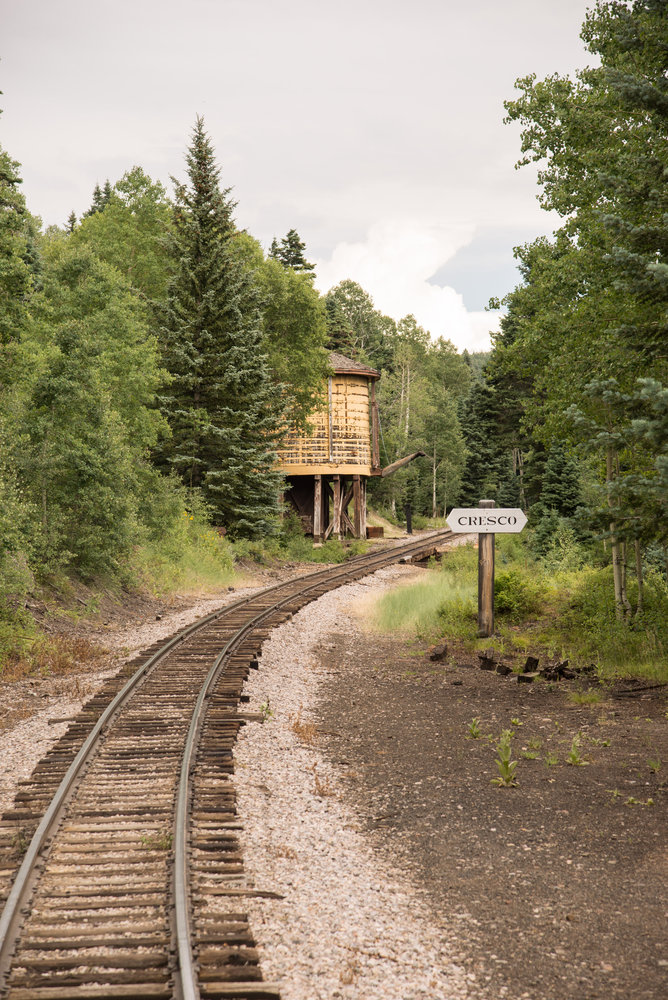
[2,0,596,352]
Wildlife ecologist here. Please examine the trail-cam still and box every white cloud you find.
[314,220,501,353]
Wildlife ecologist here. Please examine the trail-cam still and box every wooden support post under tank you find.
[353,475,362,538]
[360,477,367,539]
[323,476,330,534]
[333,475,342,539]
[313,475,323,541]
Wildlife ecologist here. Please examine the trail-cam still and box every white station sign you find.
[446,507,527,534]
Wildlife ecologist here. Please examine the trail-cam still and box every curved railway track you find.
[0,529,453,1000]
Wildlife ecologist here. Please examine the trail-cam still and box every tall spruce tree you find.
[156,117,284,537]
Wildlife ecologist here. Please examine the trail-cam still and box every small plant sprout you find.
[491,729,518,787]
[625,796,654,807]
[648,758,661,774]
[11,828,28,857]
[544,752,559,768]
[566,732,588,766]
[608,788,622,800]
[467,717,482,739]
[259,699,273,722]
[511,717,523,727]
[140,830,173,851]
[311,762,333,798]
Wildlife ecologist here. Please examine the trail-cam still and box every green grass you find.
[374,568,477,640]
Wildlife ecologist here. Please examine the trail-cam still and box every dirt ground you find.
[0,561,297,735]
[314,625,668,1000]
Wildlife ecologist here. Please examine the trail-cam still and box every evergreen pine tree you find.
[269,228,315,273]
[457,378,514,505]
[324,294,355,356]
[66,210,77,232]
[540,443,581,517]
[156,117,284,537]
[0,143,32,347]
[84,180,112,217]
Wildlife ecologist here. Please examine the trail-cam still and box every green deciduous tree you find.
[15,239,168,577]
[73,166,172,301]
[493,0,667,609]
[326,279,395,370]
[229,232,329,429]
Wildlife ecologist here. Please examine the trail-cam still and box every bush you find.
[558,566,668,679]
[439,541,477,572]
[136,492,236,594]
[494,567,544,619]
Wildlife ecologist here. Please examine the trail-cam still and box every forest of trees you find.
[0,0,665,637]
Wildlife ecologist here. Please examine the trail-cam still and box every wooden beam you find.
[332,475,342,540]
[370,380,380,471]
[313,475,322,540]
[322,475,329,533]
[381,451,426,478]
[327,376,334,462]
[360,477,367,539]
[341,510,355,535]
[353,475,362,538]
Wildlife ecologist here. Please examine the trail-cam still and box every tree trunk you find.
[432,446,437,519]
[634,539,644,619]
[617,456,632,619]
[404,363,410,438]
[513,447,526,508]
[605,448,626,622]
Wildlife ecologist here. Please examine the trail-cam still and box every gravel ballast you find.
[235,565,481,1000]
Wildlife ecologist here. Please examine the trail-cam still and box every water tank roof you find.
[329,351,380,380]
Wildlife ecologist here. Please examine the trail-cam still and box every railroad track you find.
[0,528,453,999]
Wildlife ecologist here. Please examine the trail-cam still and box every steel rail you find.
[0,598,256,987]
[173,526,455,998]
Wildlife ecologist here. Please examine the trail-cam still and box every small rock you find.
[155,614,162,620]
[429,643,448,662]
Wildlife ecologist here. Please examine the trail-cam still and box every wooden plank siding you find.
[277,374,375,477]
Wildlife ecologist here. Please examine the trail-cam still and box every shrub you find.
[494,567,544,619]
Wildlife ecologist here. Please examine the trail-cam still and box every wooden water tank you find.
[277,352,380,539]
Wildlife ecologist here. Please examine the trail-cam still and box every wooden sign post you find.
[477,499,495,637]
[446,501,527,639]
